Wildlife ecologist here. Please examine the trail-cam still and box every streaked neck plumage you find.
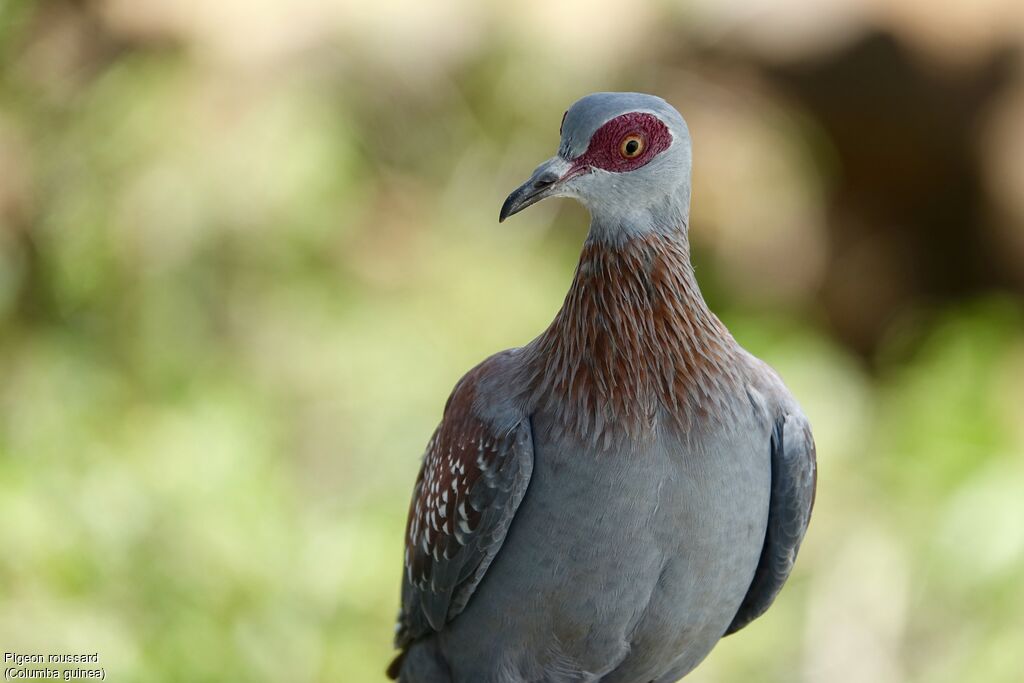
[522,222,742,448]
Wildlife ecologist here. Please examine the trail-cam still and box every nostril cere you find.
[534,172,558,187]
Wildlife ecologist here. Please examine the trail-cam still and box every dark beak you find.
[499,156,573,222]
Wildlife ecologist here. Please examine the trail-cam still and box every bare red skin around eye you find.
[568,112,672,176]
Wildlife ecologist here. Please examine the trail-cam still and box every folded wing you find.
[727,411,817,634]
[394,363,535,649]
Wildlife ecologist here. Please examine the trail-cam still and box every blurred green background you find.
[1,1,1023,681]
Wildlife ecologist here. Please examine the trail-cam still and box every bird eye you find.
[620,134,645,159]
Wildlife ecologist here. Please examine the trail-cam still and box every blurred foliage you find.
[1,1,1023,682]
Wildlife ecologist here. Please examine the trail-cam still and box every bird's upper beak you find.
[499,156,575,222]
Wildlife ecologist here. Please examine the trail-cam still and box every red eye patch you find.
[570,112,672,174]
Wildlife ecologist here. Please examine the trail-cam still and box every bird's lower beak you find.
[499,156,574,222]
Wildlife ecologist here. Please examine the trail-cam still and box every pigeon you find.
[388,92,816,683]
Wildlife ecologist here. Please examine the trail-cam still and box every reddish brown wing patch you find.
[405,403,489,589]
[398,359,534,643]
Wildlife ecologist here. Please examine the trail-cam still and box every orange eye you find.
[620,134,645,159]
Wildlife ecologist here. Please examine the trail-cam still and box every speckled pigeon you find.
[388,92,817,683]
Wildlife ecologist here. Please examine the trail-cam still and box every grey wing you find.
[393,374,535,652]
[726,411,817,634]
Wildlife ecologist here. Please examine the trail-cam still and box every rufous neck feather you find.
[524,232,740,446]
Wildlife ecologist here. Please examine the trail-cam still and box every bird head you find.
[499,92,693,242]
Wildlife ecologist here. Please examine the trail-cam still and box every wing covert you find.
[395,364,534,649]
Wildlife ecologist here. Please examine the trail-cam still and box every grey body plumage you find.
[391,93,817,682]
